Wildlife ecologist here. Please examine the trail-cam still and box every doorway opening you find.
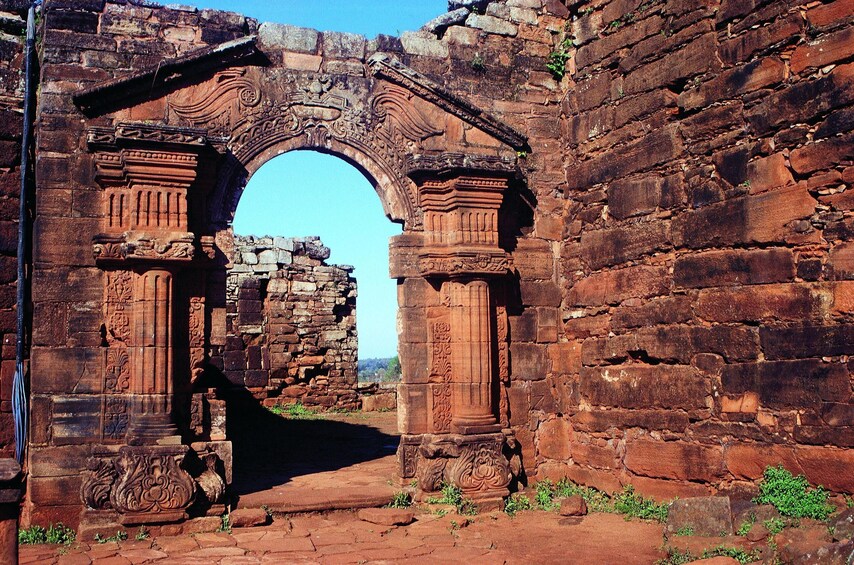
[222,150,403,510]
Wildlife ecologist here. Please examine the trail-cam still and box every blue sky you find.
[202,1,447,358]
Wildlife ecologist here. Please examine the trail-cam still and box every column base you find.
[402,432,513,506]
[127,413,179,446]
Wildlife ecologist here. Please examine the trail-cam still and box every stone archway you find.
[63,34,528,525]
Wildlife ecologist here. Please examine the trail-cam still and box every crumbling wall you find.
[223,235,358,410]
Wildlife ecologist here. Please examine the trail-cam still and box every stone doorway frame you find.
[66,35,528,523]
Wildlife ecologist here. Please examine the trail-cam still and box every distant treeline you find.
[358,356,401,383]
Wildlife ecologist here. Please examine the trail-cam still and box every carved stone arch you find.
[211,130,419,230]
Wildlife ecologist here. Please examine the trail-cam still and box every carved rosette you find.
[446,435,511,498]
[110,446,196,522]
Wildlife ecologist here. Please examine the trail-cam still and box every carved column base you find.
[81,445,197,525]
[112,445,196,525]
[402,432,512,508]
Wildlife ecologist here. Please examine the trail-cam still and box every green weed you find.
[737,513,756,536]
[387,491,412,509]
[763,517,786,535]
[554,478,612,513]
[656,547,696,565]
[268,402,320,420]
[754,466,834,520]
[94,530,127,544]
[546,38,573,80]
[134,526,149,541]
[218,514,231,533]
[425,482,477,515]
[19,523,76,545]
[612,485,668,522]
[675,526,694,536]
[701,545,761,564]
[504,493,534,516]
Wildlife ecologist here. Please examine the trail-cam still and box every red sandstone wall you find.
[0,4,26,460]
[544,0,854,498]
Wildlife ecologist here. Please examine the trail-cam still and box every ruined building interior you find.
[0,0,851,559]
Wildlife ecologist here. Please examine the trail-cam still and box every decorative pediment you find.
[73,36,263,115]
[367,54,528,152]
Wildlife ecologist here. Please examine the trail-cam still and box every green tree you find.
[386,356,401,380]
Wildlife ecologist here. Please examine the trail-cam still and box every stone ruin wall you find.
[0,5,26,460]
[2,0,851,526]
[221,235,358,411]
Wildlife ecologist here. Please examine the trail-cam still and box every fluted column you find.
[127,267,178,444]
[449,278,497,431]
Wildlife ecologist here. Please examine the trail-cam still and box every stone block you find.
[568,265,670,307]
[746,63,854,134]
[258,22,319,53]
[673,248,794,289]
[559,495,587,516]
[30,347,103,393]
[520,280,561,307]
[625,440,724,482]
[548,342,582,375]
[466,13,518,36]
[357,507,414,526]
[229,508,269,528]
[624,34,718,95]
[746,153,794,194]
[322,31,366,60]
[795,446,854,493]
[725,444,801,481]
[537,417,572,460]
[696,284,831,322]
[666,496,733,537]
[791,26,854,73]
[721,359,850,409]
[759,324,854,360]
[580,221,670,270]
[611,296,693,329]
[580,365,710,410]
[679,57,786,110]
[400,32,449,58]
[672,185,817,250]
[510,342,548,380]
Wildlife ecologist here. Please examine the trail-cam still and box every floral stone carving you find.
[109,445,196,524]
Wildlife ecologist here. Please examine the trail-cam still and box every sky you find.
[189,1,447,359]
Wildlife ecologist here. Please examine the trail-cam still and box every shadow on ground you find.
[223,387,400,497]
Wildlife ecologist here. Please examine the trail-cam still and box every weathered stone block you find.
[580,365,710,410]
[568,265,670,306]
[510,343,548,380]
[674,248,794,289]
[666,496,733,537]
[537,417,572,460]
[721,360,850,409]
[672,185,817,249]
[625,440,724,482]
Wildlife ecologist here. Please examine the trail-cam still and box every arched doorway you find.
[219,149,403,509]
[66,41,528,525]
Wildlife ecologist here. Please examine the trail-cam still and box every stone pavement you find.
[20,509,667,564]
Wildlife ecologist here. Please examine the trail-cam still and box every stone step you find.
[235,485,397,514]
